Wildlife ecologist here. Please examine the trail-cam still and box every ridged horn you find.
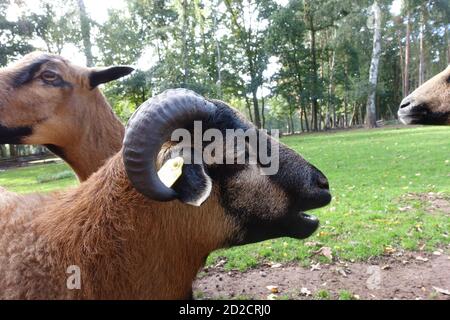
[123,88,216,201]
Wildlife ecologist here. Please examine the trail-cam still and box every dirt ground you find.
[400,192,450,216]
[194,193,450,300]
[194,250,450,300]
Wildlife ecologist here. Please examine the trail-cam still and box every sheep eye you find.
[41,71,59,82]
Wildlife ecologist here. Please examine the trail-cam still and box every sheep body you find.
[0,153,236,299]
[0,89,331,299]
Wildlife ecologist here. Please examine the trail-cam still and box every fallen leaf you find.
[432,287,450,296]
[270,263,282,269]
[310,262,321,271]
[267,294,277,300]
[384,246,396,255]
[415,256,429,262]
[305,241,321,247]
[266,285,279,293]
[214,259,227,268]
[300,287,311,296]
[336,267,348,277]
[315,246,333,260]
[381,265,390,270]
[432,251,442,256]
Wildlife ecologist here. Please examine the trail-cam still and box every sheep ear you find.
[172,163,212,207]
[89,66,134,88]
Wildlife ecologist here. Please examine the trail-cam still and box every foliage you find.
[1,0,448,130]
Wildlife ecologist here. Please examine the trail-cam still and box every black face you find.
[169,101,331,246]
[210,144,331,246]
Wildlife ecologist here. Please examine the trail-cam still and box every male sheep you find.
[0,89,331,299]
[398,64,450,125]
[0,51,133,180]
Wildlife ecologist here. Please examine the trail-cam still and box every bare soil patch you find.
[194,250,450,300]
[400,192,450,215]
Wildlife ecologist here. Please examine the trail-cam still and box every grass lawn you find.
[0,162,77,193]
[207,125,450,270]
[0,126,449,270]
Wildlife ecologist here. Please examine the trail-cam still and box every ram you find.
[398,65,450,125]
[0,51,133,180]
[0,89,331,299]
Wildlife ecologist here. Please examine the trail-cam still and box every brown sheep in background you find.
[0,89,331,299]
[398,64,450,125]
[0,52,133,180]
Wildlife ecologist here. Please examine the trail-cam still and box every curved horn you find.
[123,88,216,201]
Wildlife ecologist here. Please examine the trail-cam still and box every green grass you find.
[0,162,77,193]
[0,126,449,270]
[338,290,357,300]
[207,126,450,270]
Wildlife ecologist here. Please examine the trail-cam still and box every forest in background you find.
[0,0,449,158]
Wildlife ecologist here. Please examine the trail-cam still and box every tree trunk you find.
[77,0,94,67]
[302,105,309,132]
[299,109,304,132]
[418,6,426,85]
[309,18,319,131]
[181,0,189,85]
[397,28,405,97]
[404,9,411,95]
[328,42,336,128]
[245,96,253,123]
[289,106,295,134]
[365,0,382,128]
[212,5,222,98]
[0,144,7,158]
[261,92,266,129]
[9,145,17,157]
[344,94,348,127]
[252,89,261,128]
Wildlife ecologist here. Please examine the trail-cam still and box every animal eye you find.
[41,71,59,82]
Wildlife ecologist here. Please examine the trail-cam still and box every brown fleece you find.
[0,152,238,299]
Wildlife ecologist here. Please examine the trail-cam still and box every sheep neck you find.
[38,153,237,299]
[54,90,124,182]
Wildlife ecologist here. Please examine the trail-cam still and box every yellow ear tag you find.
[157,157,184,188]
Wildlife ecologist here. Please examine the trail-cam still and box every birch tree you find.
[365,0,381,128]
[77,0,94,67]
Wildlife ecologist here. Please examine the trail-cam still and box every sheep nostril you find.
[399,98,411,109]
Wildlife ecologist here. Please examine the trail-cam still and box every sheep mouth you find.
[0,124,33,144]
[398,114,423,125]
[289,212,320,238]
[398,110,449,125]
[235,211,320,245]
[299,212,319,223]
[398,105,427,123]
